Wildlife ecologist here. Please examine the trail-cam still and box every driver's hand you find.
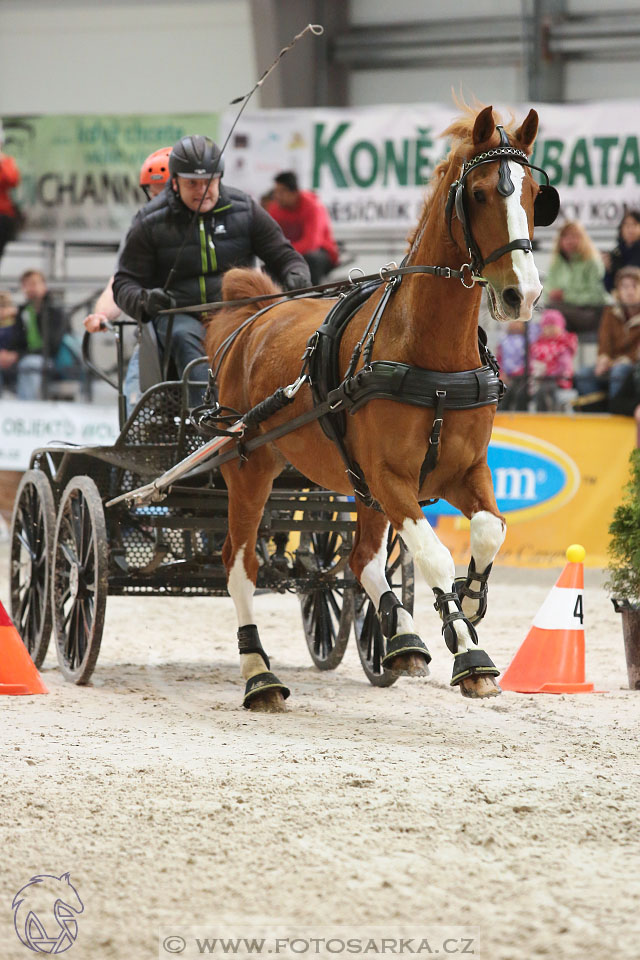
[84,312,109,333]
[141,287,176,320]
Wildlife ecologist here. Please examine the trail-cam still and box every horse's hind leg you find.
[222,454,289,712]
[350,503,431,677]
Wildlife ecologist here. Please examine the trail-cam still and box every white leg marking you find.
[459,511,506,621]
[360,523,415,635]
[505,161,542,316]
[469,510,506,573]
[227,546,266,681]
[399,517,474,652]
[227,545,254,625]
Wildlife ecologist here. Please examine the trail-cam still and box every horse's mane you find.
[407,98,516,250]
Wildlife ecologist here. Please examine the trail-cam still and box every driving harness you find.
[195,129,559,511]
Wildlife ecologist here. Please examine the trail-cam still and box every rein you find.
[158,261,487,317]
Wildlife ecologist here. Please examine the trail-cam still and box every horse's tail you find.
[221,267,282,306]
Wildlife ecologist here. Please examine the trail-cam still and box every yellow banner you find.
[433,413,636,568]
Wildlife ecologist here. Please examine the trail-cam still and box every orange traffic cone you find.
[500,544,595,694]
[0,601,48,695]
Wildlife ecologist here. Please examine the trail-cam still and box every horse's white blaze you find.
[399,517,474,653]
[360,523,415,635]
[505,161,542,317]
[470,510,506,572]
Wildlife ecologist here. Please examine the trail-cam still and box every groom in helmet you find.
[113,134,310,389]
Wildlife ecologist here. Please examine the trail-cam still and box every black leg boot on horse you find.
[350,508,431,678]
[222,452,290,711]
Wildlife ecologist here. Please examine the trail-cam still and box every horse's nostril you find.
[502,286,523,312]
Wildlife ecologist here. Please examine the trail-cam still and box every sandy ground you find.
[1,541,639,960]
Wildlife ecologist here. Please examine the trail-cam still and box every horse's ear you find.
[472,106,495,147]
[515,109,539,154]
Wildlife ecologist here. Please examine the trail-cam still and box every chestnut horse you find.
[205,105,549,711]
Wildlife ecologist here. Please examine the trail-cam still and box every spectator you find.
[0,122,22,267]
[0,289,20,395]
[267,171,339,284]
[14,270,70,400]
[496,319,539,410]
[113,135,309,405]
[545,220,609,333]
[529,308,578,410]
[603,210,640,293]
[84,147,172,411]
[574,266,640,407]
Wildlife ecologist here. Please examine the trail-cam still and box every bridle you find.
[445,125,560,275]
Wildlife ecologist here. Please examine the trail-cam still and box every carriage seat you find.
[138,320,166,392]
[136,320,208,409]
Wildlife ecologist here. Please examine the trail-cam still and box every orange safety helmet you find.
[139,147,172,198]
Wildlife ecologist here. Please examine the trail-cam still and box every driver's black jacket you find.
[112,182,310,321]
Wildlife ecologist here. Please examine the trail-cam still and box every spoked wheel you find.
[52,477,109,684]
[353,527,415,687]
[299,524,352,671]
[9,469,56,667]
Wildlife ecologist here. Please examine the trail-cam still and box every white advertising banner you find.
[222,100,640,236]
[0,400,119,470]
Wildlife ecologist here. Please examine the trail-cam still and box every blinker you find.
[533,184,560,227]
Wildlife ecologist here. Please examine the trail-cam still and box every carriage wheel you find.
[299,527,352,671]
[353,528,415,687]
[52,477,109,684]
[9,469,56,668]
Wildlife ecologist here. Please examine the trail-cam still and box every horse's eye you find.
[473,189,486,203]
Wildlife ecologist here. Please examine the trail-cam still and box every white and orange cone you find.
[500,544,595,694]
[0,601,48,695]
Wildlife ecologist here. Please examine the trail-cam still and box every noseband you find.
[445,125,560,274]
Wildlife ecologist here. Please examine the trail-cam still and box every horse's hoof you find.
[382,634,431,676]
[388,653,431,678]
[460,676,502,699]
[243,671,290,710]
[246,688,288,712]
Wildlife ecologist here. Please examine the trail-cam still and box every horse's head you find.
[446,105,559,322]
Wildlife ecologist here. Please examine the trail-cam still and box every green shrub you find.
[606,447,640,604]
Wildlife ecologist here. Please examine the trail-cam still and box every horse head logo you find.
[12,873,84,954]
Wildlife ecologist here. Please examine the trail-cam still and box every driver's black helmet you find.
[169,135,224,179]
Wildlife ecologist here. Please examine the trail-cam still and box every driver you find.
[112,135,310,388]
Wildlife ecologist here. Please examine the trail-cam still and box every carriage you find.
[9,319,413,689]
[11,104,558,710]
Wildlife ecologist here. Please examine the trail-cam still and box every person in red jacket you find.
[0,124,21,266]
[267,171,339,284]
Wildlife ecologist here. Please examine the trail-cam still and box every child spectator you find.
[12,270,70,400]
[530,308,578,410]
[496,319,539,410]
[0,289,20,394]
[545,220,609,333]
[574,266,640,406]
[603,210,640,293]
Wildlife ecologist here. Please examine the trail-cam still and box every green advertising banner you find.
[1,113,219,239]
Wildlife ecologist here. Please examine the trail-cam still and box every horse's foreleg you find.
[455,510,506,625]
[375,476,500,699]
[445,466,507,697]
[222,458,290,711]
[350,505,430,676]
